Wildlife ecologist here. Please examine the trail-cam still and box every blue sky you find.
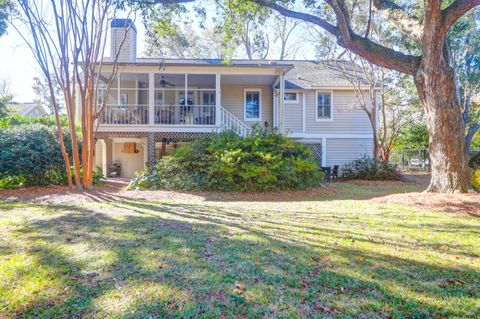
[0,4,316,103]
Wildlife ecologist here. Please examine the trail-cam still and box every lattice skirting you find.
[303,143,323,166]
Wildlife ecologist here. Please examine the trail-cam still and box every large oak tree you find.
[140,0,479,193]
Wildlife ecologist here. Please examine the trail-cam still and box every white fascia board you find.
[287,133,373,139]
[97,125,219,133]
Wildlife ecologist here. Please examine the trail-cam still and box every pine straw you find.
[0,173,478,216]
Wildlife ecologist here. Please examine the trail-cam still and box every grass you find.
[0,182,479,318]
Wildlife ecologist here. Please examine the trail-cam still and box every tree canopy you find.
[0,0,9,37]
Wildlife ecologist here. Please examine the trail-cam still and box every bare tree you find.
[271,13,303,60]
[13,0,129,188]
[145,24,225,58]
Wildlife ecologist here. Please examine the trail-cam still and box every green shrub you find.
[342,155,401,181]
[469,152,480,169]
[129,129,323,191]
[92,167,106,185]
[0,114,69,127]
[472,170,480,191]
[0,124,75,187]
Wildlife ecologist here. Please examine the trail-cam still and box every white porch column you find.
[149,73,154,125]
[279,73,285,132]
[215,73,221,126]
[322,137,327,166]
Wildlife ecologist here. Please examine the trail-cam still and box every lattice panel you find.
[147,133,156,170]
[153,132,212,142]
[303,143,322,166]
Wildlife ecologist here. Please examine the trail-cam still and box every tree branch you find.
[248,0,420,74]
[248,0,339,35]
[372,0,423,41]
[441,0,480,33]
[136,0,194,4]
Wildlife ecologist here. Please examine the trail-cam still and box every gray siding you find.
[221,85,273,128]
[326,138,374,169]
[284,92,303,133]
[304,90,373,134]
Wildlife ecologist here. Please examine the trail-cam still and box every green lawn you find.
[0,182,479,318]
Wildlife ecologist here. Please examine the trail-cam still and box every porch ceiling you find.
[221,74,277,86]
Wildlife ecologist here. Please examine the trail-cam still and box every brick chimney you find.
[110,18,137,62]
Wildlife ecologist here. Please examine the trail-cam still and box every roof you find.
[10,102,49,117]
[111,18,137,33]
[102,57,294,69]
[100,57,370,88]
[281,61,369,89]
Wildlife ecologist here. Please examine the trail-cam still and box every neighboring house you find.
[91,19,375,178]
[10,102,49,117]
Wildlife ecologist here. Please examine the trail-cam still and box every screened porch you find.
[98,73,219,126]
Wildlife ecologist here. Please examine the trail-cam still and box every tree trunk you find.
[415,64,471,193]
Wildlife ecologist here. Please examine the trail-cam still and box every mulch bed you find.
[1,173,478,217]
[370,192,480,217]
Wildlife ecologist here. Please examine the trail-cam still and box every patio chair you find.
[332,165,339,181]
[321,166,331,182]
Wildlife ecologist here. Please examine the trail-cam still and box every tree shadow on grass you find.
[2,201,479,318]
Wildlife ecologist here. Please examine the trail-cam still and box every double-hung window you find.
[244,89,261,121]
[316,92,332,120]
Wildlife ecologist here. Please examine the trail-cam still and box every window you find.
[316,92,332,120]
[244,89,261,120]
[284,92,298,103]
[202,91,216,105]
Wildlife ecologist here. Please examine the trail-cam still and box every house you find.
[10,102,49,117]
[92,19,375,178]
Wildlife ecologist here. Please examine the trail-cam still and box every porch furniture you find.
[410,158,422,167]
[108,162,121,178]
[332,165,339,182]
[156,107,175,124]
[321,166,331,182]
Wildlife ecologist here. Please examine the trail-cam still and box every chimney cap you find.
[111,18,137,32]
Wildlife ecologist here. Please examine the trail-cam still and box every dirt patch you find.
[370,192,480,217]
[1,173,478,216]
[0,183,341,204]
[347,173,431,188]
[0,185,129,204]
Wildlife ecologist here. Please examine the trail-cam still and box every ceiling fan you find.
[159,76,175,88]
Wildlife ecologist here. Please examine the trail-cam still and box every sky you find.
[0,3,316,103]
[0,19,148,103]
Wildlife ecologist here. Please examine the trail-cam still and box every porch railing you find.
[154,105,215,125]
[101,105,148,125]
[220,107,251,137]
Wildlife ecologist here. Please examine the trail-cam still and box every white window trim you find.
[284,91,299,104]
[244,88,262,121]
[315,90,333,122]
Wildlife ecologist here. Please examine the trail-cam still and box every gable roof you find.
[10,102,49,117]
[282,61,369,89]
